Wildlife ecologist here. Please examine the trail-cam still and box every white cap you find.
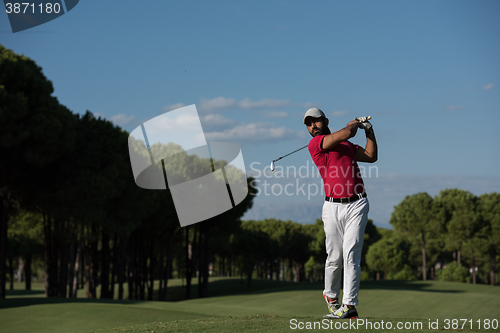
[303,108,325,124]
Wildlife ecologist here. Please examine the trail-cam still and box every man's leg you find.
[322,201,343,300]
[342,197,369,306]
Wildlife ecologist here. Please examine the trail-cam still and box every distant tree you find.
[7,210,44,290]
[365,229,410,280]
[390,192,440,280]
[435,189,480,267]
[0,44,76,298]
[232,225,278,287]
[477,192,500,285]
[361,219,382,273]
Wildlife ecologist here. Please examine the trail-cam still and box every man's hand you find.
[346,119,360,138]
[358,121,373,133]
[356,116,373,133]
[356,116,371,123]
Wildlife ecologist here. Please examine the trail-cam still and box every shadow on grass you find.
[160,278,464,301]
[359,280,464,293]
[0,295,144,310]
[1,279,464,310]
[3,289,45,296]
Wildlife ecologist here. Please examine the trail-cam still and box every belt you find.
[325,192,367,204]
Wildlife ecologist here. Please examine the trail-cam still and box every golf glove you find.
[359,121,373,133]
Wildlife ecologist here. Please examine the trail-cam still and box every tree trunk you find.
[71,232,82,298]
[118,236,128,300]
[457,250,461,267]
[68,232,76,297]
[84,226,98,299]
[247,261,254,287]
[160,231,174,301]
[0,195,9,298]
[139,231,146,301]
[58,220,70,298]
[421,234,427,281]
[100,231,110,299]
[200,223,211,298]
[8,255,13,290]
[158,231,165,301]
[24,253,32,290]
[110,233,118,299]
[198,224,203,298]
[127,233,136,300]
[43,212,59,297]
[185,227,192,300]
[490,258,496,286]
[147,234,154,301]
[472,257,476,284]
[17,257,24,283]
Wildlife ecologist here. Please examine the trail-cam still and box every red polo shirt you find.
[308,135,365,198]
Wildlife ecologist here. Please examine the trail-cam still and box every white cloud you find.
[197,96,317,112]
[202,114,237,125]
[199,97,237,111]
[238,97,292,109]
[109,113,136,126]
[331,110,349,117]
[200,114,237,132]
[162,103,187,112]
[205,122,304,143]
[483,83,494,90]
[266,111,289,118]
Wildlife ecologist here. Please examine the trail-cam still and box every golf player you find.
[303,108,377,319]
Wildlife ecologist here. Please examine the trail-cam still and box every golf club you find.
[270,145,308,171]
[270,116,372,171]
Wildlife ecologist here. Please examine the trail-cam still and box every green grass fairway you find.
[1,279,498,333]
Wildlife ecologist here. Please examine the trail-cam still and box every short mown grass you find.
[1,279,498,333]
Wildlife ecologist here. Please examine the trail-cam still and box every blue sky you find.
[2,0,499,228]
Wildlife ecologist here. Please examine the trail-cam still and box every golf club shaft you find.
[273,145,308,162]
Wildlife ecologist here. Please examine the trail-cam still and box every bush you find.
[360,270,370,281]
[436,261,469,282]
[387,264,416,280]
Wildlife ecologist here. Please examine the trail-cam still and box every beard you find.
[309,126,331,137]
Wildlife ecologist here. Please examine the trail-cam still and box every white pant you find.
[322,196,369,306]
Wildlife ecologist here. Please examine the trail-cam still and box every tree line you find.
[369,190,500,285]
[1,45,498,301]
[0,44,258,300]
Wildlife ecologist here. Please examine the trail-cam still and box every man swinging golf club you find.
[303,108,378,319]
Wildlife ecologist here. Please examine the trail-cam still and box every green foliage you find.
[365,230,409,277]
[387,265,416,281]
[436,189,484,260]
[390,192,443,280]
[436,261,470,283]
[361,219,381,271]
[360,270,370,281]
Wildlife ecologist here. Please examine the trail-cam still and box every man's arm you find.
[321,120,360,150]
[355,130,378,163]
